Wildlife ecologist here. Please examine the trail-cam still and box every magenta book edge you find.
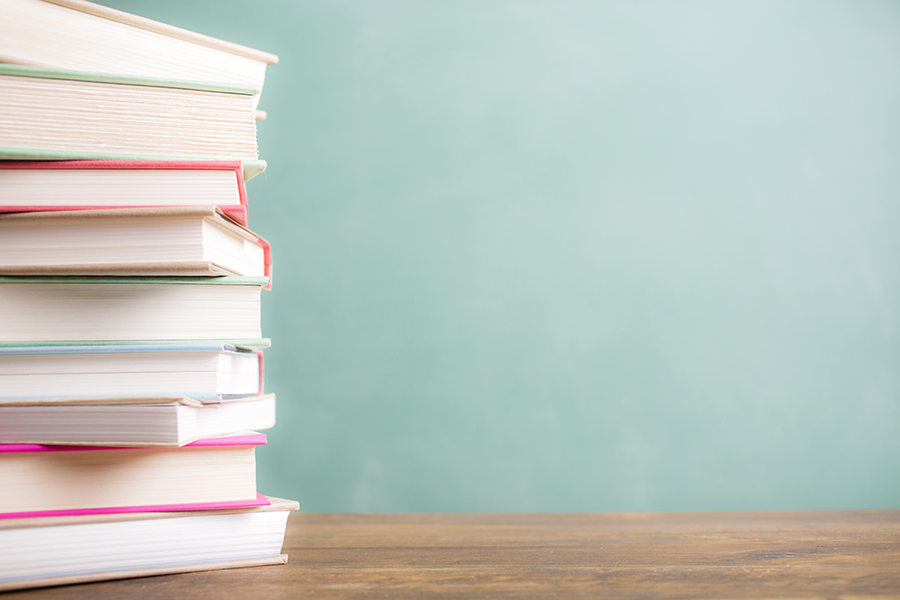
[0,160,250,226]
[0,160,245,171]
[0,432,267,453]
[0,493,270,520]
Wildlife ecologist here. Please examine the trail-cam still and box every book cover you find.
[0,63,258,95]
[0,339,271,350]
[42,0,279,66]
[0,154,266,182]
[0,0,278,94]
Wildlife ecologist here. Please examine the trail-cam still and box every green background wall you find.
[107,0,899,512]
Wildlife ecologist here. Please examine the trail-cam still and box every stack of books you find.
[0,0,297,591]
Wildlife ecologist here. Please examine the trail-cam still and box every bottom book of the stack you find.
[0,496,298,591]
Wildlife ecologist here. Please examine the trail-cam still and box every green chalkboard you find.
[104,0,900,512]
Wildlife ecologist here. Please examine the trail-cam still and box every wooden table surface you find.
[5,510,900,599]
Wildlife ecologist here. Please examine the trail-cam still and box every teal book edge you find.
[0,63,257,96]
[0,339,271,350]
[0,275,269,286]
[0,149,266,181]
[0,342,266,354]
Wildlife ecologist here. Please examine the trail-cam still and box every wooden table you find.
[6,511,900,599]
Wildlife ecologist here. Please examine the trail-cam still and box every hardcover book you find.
[0,432,270,518]
[0,393,276,446]
[0,0,278,95]
[0,275,267,343]
[0,342,264,403]
[0,64,260,161]
[0,495,298,592]
[0,160,255,225]
[0,206,272,280]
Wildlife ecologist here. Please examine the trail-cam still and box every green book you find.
[0,339,271,350]
[0,64,258,95]
[0,64,260,162]
[0,149,266,182]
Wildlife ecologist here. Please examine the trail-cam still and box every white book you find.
[0,160,255,220]
[0,496,298,592]
[0,207,269,278]
[0,394,277,446]
[0,0,278,96]
[0,276,266,344]
[0,343,263,402]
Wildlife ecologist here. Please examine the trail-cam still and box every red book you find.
[0,160,252,227]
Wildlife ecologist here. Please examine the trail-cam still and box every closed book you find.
[0,206,272,281]
[0,432,270,518]
[0,64,259,162]
[0,393,276,446]
[0,342,264,404]
[0,275,267,344]
[0,495,298,592]
[0,0,278,95]
[0,160,254,225]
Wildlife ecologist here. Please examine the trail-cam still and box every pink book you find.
[0,160,251,226]
[0,432,270,519]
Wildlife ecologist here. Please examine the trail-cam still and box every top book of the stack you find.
[0,0,278,98]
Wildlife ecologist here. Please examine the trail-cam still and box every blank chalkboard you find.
[104,0,900,512]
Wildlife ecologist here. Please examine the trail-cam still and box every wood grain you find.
[4,510,900,599]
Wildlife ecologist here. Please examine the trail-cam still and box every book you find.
[0,2,297,593]
[0,160,254,225]
[0,432,270,518]
[0,393,276,446]
[0,206,272,280]
[0,276,267,344]
[0,495,298,592]
[0,0,278,95]
[0,342,264,403]
[0,64,259,161]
